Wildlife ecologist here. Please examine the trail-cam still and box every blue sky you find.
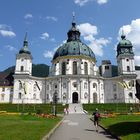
[1,0,140,71]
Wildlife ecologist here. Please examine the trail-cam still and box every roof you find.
[117,35,132,48]
[53,41,95,60]
[102,60,111,65]
[19,33,31,54]
[52,21,95,61]
[0,72,14,86]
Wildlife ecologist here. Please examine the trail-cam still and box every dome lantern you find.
[19,32,31,54]
[67,13,81,42]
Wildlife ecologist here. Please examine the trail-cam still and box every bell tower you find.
[117,33,135,75]
[15,33,32,75]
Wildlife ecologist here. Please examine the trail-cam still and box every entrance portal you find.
[72,92,78,103]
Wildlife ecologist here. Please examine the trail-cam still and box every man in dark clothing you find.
[92,108,100,132]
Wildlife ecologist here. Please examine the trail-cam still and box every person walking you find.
[92,108,100,132]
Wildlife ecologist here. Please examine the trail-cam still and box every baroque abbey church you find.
[0,18,140,104]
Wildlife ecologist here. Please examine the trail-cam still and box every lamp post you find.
[53,91,58,116]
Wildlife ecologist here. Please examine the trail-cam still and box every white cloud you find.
[50,38,56,42]
[46,16,58,22]
[0,24,16,38]
[24,14,33,19]
[0,30,16,38]
[118,19,140,65]
[43,50,54,58]
[74,0,90,6]
[96,0,108,5]
[77,23,97,36]
[43,47,59,58]
[78,23,110,56]
[134,56,140,66]
[40,32,49,40]
[74,0,108,6]
[5,45,17,51]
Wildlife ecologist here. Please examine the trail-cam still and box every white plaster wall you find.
[15,58,32,75]
[13,79,43,104]
[52,58,96,76]
[0,87,13,103]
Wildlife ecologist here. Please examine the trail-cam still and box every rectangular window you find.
[47,85,49,90]
[105,66,109,70]
[113,84,117,91]
[10,87,13,92]
[127,66,130,72]
[114,94,117,99]
[1,94,5,100]
[2,87,5,92]
[63,83,66,88]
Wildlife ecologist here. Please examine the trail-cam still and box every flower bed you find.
[36,113,56,119]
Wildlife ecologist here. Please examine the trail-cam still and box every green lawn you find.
[83,103,140,114]
[0,114,62,140]
[100,115,140,140]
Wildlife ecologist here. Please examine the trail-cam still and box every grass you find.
[0,114,62,140]
[100,115,140,140]
[83,103,140,114]
[0,103,66,114]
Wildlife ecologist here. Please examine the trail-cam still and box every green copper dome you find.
[117,34,134,56]
[19,33,31,54]
[53,21,95,60]
[117,35,132,48]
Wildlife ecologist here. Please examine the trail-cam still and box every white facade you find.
[0,86,13,103]
[0,22,140,104]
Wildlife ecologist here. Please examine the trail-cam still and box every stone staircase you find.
[68,103,85,114]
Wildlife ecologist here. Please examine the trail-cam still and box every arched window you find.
[1,94,5,101]
[63,93,66,100]
[93,93,97,103]
[20,66,24,72]
[73,82,77,88]
[33,94,36,99]
[127,66,130,72]
[84,92,88,99]
[129,92,133,98]
[62,62,66,75]
[46,94,49,100]
[84,62,88,74]
[73,61,77,75]
[2,87,5,92]
[63,83,66,89]
[84,82,87,89]
[19,92,22,99]
[33,84,37,91]
[19,82,22,90]
[129,80,134,87]
[93,83,97,91]
[47,85,49,90]
[54,84,57,89]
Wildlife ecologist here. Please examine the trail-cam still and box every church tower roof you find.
[117,30,133,57]
[117,31,132,47]
[19,32,31,54]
